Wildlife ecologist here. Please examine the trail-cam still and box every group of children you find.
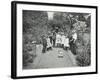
[56,32,70,50]
[42,30,77,53]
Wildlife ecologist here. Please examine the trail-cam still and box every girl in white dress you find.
[46,36,52,51]
[56,33,61,47]
[64,36,70,50]
[61,34,65,48]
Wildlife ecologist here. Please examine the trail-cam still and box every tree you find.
[23,10,48,66]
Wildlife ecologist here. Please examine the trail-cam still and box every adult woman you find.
[42,35,47,53]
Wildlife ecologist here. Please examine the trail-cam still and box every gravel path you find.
[24,47,77,69]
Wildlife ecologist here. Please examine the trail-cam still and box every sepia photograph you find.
[11,1,97,79]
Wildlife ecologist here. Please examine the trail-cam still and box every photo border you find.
[11,1,98,79]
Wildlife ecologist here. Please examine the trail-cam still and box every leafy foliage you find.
[76,44,91,66]
[23,10,48,67]
[23,10,91,67]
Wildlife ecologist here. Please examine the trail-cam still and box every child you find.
[64,36,70,51]
[56,33,61,47]
[61,34,65,48]
[46,36,52,51]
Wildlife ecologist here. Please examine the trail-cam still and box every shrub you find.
[23,43,36,66]
[76,44,91,66]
